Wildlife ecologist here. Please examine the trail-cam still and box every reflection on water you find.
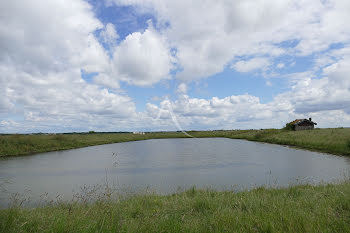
[0,138,350,207]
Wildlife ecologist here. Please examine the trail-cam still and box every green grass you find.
[1,128,350,157]
[1,181,350,232]
[226,128,350,156]
[0,132,187,157]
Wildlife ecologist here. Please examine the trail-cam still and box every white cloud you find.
[93,72,120,90]
[100,23,119,46]
[231,57,271,73]
[0,0,138,133]
[111,25,174,86]
[0,65,135,117]
[109,0,350,82]
[176,83,187,94]
[145,86,350,130]
[146,93,276,129]
[287,57,350,114]
[0,0,176,133]
[0,0,110,74]
[1,0,350,132]
[276,63,285,69]
[144,46,350,129]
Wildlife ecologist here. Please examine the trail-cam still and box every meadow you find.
[1,181,350,232]
[0,128,349,157]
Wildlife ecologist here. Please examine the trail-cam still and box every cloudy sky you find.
[1,0,350,133]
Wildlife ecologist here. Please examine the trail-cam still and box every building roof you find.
[289,119,303,125]
[289,119,317,125]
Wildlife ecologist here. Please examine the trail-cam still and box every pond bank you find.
[1,128,350,157]
[1,181,349,232]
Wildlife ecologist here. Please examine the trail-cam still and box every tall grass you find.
[227,128,350,156]
[1,128,349,157]
[1,181,349,232]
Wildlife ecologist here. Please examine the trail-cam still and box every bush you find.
[283,123,295,131]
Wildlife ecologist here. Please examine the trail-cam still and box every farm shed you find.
[288,118,317,131]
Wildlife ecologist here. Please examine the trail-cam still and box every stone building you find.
[289,118,317,131]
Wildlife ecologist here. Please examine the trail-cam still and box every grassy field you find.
[227,128,350,156]
[1,181,349,232]
[1,128,350,157]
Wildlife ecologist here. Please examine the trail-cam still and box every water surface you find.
[1,138,350,207]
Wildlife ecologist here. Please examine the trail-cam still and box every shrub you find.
[283,123,295,131]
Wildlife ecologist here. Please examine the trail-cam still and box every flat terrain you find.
[1,128,350,157]
[1,129,350,232]
[1,182,350,233]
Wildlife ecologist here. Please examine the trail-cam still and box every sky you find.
[1,0,350,133]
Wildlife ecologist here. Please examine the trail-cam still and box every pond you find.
[1,138,350,207]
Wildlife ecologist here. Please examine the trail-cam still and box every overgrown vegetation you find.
[228,128,350,156]
[1,181,349,232]
[1,128,349,157]
[283,122,295,131]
